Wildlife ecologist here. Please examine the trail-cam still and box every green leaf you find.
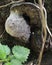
[0,43,10,59]
[12,46,30,63]
[4,59,22,65]
[7,55,15,61]
[3,45,10,55]
[0,50,6,59]
[4,62,11,65]
[11,59,22,65]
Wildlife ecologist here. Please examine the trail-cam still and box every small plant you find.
[0,43,30,65]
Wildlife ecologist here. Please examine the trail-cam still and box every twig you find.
[42,0,45,5]
[0,1,14,9]
[34,0,36,4]
[0,30,5,38]
[34,1,52,37]
[36,0,47,65]
[43,6,52,37]
[0,0,24,9]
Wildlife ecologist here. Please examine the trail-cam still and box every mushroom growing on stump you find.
[5,2,42,52]
[5,9,31,43]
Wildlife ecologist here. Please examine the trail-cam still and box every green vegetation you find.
[0,43,30,65]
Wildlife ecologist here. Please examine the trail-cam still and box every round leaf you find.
[11,59,22,65]
[12,46,30,63]
[0,43,10,59]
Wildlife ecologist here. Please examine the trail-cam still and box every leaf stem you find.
[0,58,10,63]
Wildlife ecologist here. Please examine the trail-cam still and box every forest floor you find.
[25,50,52,65]
[0,0,52,65]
